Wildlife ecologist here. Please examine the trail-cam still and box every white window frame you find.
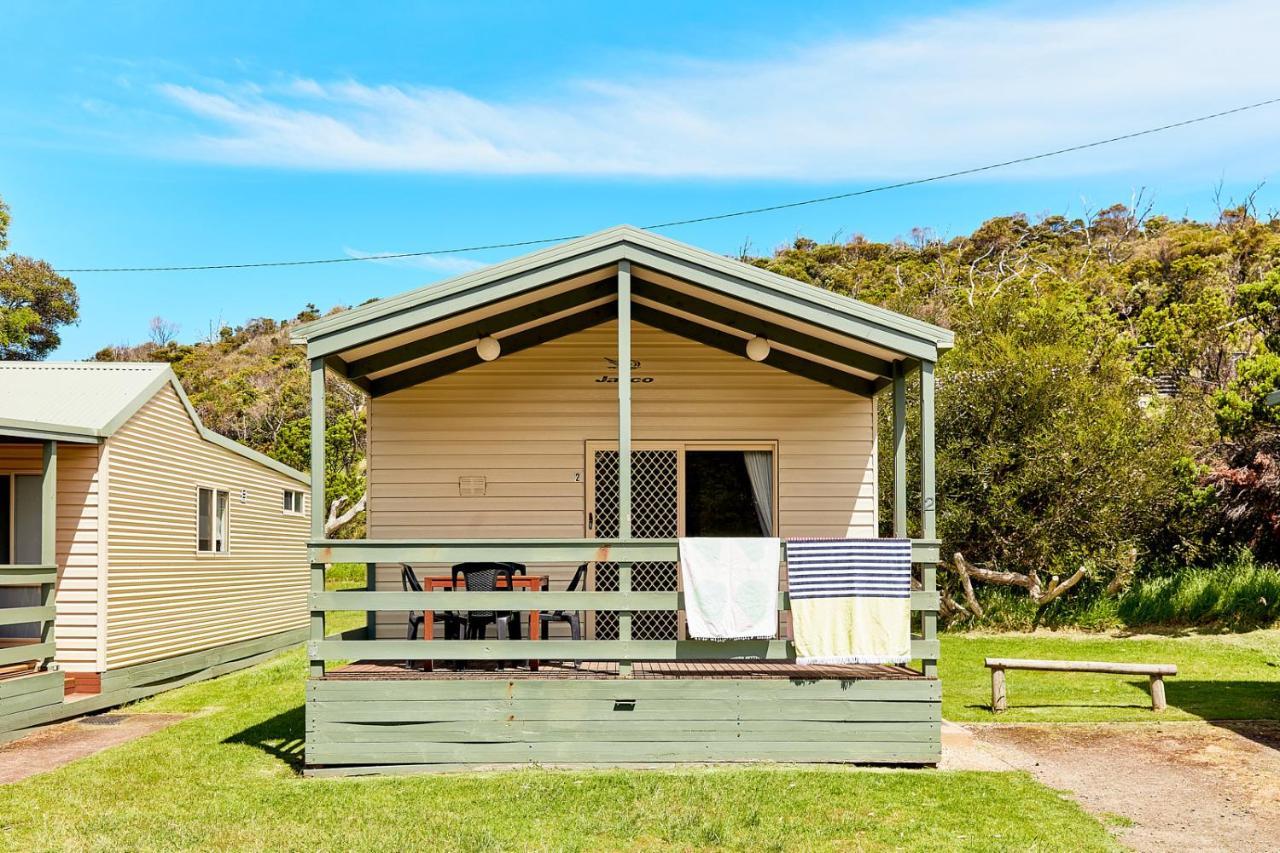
[282,489,305,516]
[196,486,230,555]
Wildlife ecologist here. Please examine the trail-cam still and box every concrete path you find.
[0,713,186,783]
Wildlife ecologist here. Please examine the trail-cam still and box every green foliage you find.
[760,206,1235,605]
[0,194,79,360]
[1214,351,1280,436]
[1118,550,1280,629]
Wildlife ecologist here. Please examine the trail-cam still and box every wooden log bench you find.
[984,658,1177,713]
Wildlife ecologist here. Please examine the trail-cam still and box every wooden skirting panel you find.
[0,670,65,726]
[305,677,942,771]
[0,627,308,742]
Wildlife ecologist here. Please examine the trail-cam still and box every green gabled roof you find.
[290,225,954,362]
[0,361,308,484]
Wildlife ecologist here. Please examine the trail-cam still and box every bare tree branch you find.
[324,492,367,537]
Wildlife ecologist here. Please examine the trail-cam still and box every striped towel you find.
[785,538,912,665]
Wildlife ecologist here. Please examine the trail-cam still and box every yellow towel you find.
[785,538,912,665]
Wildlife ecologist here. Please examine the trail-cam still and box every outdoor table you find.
[421,574,549,671]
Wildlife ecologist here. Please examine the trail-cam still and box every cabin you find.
[0,362,310,740]
[294,226,951,774]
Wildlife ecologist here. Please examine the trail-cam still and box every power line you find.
[56,96,1280,273]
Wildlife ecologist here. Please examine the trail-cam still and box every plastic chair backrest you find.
[451,562,515,618]
[401,564,424,593]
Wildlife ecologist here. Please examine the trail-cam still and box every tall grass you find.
[1118,550,1280,629]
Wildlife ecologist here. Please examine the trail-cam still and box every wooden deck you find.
[327,660,928,680]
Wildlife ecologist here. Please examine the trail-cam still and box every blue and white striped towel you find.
[785,538,912,665]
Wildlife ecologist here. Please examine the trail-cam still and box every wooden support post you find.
[617,260,634,678]
[365,562,377,641]
[991,666,1007,712]
[919,361,936,540]
[309,357,326,679]
[919,360,938,678]
[892,361,907,538]
[39,440,57,668]
[1150,675,1167,712]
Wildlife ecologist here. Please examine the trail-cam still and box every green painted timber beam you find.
[308,637,941,662]
[321,356,371,392]
[308,538,942,565]
[0,606,56,627]
[0,566,58,586]
[308,590,940,612]
[617,261,634,677]
[0,642,55,668]
[348,279,617,379]
[630,303,877,397]
[633,279,894,379]
[369,302,617,397]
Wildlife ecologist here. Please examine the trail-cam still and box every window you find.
[283,489,305,514]
[684,450,773,537]
[197,487,229,553]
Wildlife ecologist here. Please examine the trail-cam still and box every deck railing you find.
[307,539,941,677]
[0,564,57,671]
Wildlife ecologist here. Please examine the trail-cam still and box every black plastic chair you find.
[541,563,586,667]
[451,562,520,642]
[401,564,463,670]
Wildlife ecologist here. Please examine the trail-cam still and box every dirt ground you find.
[961,721,1280,852]
[0,713,186,783]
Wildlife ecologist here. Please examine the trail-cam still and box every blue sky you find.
[3,0,1279,358]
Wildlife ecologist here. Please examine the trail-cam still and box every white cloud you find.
[343,247,489,274]
[152,1,1280,179]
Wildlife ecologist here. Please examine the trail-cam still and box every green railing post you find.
[892,361,907,538]
[617,261,634,678]
[919,360,938,678]
[39,440,57,669]
[309,357,327,678]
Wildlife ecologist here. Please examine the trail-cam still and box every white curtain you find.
[743,451,774,536]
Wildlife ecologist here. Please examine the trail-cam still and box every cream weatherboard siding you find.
[0,441,102,672]
[104,385,309,669]
[368,321,877,638]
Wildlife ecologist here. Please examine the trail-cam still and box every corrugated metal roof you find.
[0,362,170,439]
[0,361,308,484]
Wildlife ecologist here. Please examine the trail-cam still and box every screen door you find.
[0,475,43,638]
[588,446,680,641]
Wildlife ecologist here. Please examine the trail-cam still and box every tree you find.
[148,316,180,346]
[0,194,79,360]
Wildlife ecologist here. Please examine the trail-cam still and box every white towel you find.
[679,537,781,640]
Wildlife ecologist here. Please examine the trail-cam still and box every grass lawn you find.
[0,647,1117,850]
[941,629,1280,722]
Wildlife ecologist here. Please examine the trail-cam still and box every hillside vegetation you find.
[93,307,368,537]
[752,200,1280,627]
